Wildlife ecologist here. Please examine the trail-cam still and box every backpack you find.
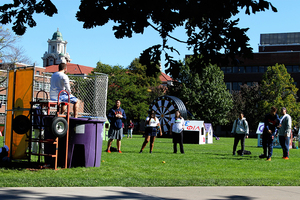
[237,150,251,155]
[234,119,246,134]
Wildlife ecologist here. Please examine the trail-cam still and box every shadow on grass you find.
[209,195,254,200]
[205,152,259,160]
[0,188,181,200]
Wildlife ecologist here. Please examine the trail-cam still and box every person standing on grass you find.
[127,120,134,139]
[139,110,162,153]
[277,107,292,160]
[259,106,280,161]
[107,100,126,153]
[170,110,185,154]
[231,111,249,156]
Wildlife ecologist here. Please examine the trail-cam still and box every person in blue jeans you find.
[259,106,280,161]
[277,107,292,160]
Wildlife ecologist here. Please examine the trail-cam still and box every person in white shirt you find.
[50,63,80,118]
[170,110,185,154]
[277,107,292,159]
[139,110,162,153]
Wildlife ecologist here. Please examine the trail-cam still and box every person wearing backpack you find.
[259,106,280,161]
[231,111,249,156]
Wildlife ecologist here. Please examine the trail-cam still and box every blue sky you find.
[2,0,299,73]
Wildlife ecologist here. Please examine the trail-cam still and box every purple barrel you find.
[67,117,105,168]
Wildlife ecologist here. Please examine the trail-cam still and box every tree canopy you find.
[167,57,233,126]
[0,26,31,67]
[92,59,163,124]
[230,64,300,130]
[0,0,277,75]
[259,64,300,126]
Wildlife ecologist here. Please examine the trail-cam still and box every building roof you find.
[159,72,173,82]
[45,63,94,75]
[52,29,63,41]
[45,63,174,83]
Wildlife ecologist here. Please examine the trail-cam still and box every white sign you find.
[256,122,264,134]
[184,120,204,131]
[256,122,281,148]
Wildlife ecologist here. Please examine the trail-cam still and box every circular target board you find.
[149,96,187,135]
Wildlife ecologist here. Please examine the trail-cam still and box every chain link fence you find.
[37,73,108,120]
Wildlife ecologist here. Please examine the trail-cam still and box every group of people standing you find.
[231,107,292,160]
[106,100,185,154]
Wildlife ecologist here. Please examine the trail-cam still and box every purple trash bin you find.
[67,117,105,168]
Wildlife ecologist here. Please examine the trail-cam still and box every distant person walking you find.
[170,110,185,154]
[127,120,134,139]
[277,107,292,159]
[231,112,249,156]
[259,106,280,161]
[139,110,162,153]
[107,100,126,153]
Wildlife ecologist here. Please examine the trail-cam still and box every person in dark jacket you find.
[106,100,126,153]
[259,106,280,161]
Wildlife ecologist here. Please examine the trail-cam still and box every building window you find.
[221,67,226,73]
[0,79,6,88]
[36,71,40,75]
[226,67,232,73]
[246,66,252,73]
[259,66,265,73]
[293,65,299,72]
[265,66,269,72]
[286,65,293,73]
[225,82,231,91]
[233,67,239,73]
[232,82,242,91]
[34,82,50,92]
[252,66,258,73]
[49,59,54,65]
[238,66,245,73]
[0,94,6,105]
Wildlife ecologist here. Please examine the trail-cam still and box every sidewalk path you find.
[0,186,299,200]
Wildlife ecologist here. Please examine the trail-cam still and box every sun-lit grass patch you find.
[1,135,300,187]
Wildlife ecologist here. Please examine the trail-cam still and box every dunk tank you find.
[3,66,108,169]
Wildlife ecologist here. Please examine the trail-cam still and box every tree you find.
[0,26,31,67]
[127,58,164,104]
[230,84,264,132]
[92,60,162,126]
[259,64,300,126]
[167,57,233,126]
[0,1,277,76]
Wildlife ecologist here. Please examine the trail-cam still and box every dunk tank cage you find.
[41,72,108,168]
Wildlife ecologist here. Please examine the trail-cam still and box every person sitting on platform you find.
[50,63,80,118]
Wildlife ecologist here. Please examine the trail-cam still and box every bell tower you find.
[42,28,71,67]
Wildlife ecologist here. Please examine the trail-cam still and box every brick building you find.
[222,32,300,94]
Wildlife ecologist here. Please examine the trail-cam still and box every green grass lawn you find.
[0,135,300,187]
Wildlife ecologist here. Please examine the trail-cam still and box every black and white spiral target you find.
[149,96,187,135]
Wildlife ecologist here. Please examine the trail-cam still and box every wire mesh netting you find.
[35,72,108,120]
